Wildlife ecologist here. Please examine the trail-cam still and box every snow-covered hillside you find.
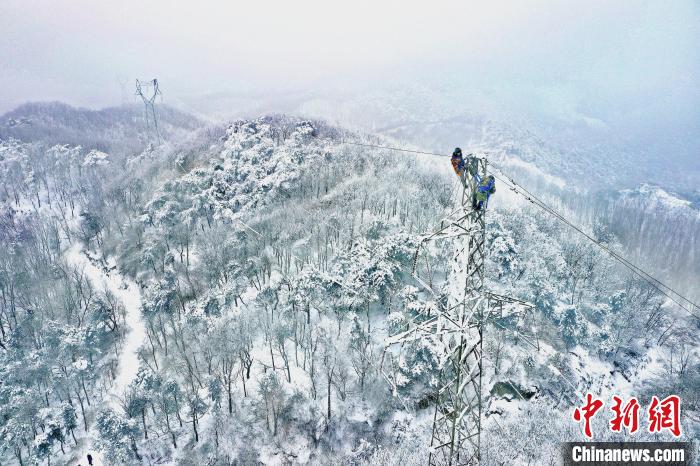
[0,105,698,465]
[64,245,144,466]
[0,102,201,155]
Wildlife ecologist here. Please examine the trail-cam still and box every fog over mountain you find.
[3,1,697,187]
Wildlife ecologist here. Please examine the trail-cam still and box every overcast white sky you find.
[1,0,698,117]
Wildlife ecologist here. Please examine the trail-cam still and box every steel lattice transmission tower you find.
[387,154,532,465]
[135,78,163,141]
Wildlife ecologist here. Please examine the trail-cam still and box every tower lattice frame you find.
[135,78,162,141]
[387,154,533,465]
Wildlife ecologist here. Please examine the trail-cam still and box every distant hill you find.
[293,85,700,196]
[0,101,202,154]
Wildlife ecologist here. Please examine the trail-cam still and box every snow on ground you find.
[64,243,145,466]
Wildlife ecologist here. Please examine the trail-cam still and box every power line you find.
[328,137,447,158]
[489,168,700,320]
[324,136,700,320]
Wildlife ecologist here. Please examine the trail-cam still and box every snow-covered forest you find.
[0,102,698,465]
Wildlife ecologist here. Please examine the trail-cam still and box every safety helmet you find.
[453,147,462,157]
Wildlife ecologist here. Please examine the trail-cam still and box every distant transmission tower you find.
[388,154,533,465]
[135,78,163,141]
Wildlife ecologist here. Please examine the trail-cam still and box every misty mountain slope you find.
[371,113,695,196]
[0,102,202,155]
[0,113,698,465]
[586,185,700,301]
[534,182,699,310]
[293,83,699,194]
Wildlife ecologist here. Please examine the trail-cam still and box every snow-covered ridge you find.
[618,184,697,214]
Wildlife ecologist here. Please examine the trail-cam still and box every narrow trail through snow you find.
[65,244,145,466]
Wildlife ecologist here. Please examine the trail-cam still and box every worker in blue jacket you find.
[473,174,496,210]
[451,147,496,210]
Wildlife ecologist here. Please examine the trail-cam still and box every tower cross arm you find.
[483,290,540,351]
[484,291,533,317]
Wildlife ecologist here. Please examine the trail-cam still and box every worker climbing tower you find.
[388,153,532,465]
